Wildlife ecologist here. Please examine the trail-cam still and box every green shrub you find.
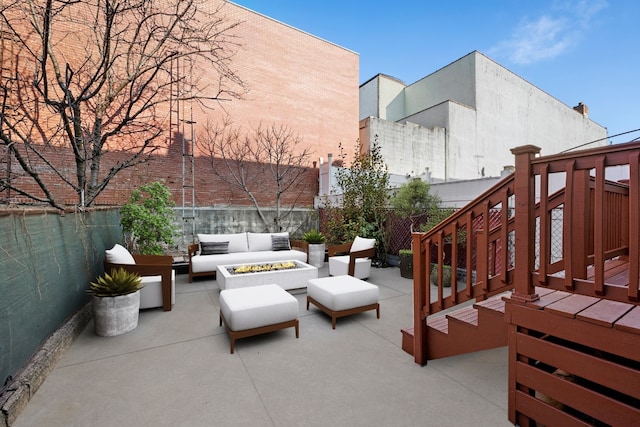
[120,181,177,255]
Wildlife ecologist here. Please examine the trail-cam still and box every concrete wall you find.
[0,209,121,391]
[359,51,608,182]
[360,117,447,179]
[174,206,317,250]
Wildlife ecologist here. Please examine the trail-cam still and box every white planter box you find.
[217,260,318,291]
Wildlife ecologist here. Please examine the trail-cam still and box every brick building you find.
[0,0,359,209]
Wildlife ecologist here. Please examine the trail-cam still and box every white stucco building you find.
[359,51,608,182]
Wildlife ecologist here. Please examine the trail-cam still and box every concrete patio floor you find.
[13,265,511,427]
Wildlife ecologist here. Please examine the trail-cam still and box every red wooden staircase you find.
[402,292,509,359]
[403,142,640,426]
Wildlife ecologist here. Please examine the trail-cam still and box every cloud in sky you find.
[490,0,608,65]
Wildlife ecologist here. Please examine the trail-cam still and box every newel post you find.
[510,145,541,303]
[412,232,427,366]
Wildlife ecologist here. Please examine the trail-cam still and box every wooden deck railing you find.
[511,143,640,304]
[411,173,516,364]
[411,141,640,365]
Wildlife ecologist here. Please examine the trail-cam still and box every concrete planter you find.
[92,291,140,336]
[307,243,326,268]
[399,253,413,279]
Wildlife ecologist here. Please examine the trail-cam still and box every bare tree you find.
[198,118,314,232]
[0,0,244,209]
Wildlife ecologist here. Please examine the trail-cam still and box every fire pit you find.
[216,260,318,291]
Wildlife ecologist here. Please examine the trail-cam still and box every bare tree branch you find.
[198,119,314,232]
[0,0,245,209]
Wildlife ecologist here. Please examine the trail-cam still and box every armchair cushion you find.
[350,236,376,252]
[328,236,376,279]
[105,244,135,265]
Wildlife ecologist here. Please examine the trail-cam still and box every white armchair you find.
[328,236,376,279]
[104,244,175,311]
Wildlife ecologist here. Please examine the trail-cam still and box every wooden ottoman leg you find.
[376,303,380,318]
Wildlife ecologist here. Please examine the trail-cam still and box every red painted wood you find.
[576,299,634,328]
[614,305,640,334]
[544,294,600,318]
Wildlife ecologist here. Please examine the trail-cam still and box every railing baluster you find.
[564,161,576,290]
[594,157,606,295]
[500,189,509,284]
[539,164,549,285]
[478,201,490,295]
[629,153,640,301]
[450,220,458,304]
[465,211,473,299]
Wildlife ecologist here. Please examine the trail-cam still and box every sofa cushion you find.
[247,232,289,252]
[271,235,291,251]
[105,243,135,265]
[201,241,229,255]
[247,232,273,252]
[198,233,248,253]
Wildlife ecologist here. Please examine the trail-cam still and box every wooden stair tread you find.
[426,315,449,334]
[544,293,600,318]
[446,305,478,327]
[576,298,635,327]
[474,294,508,314]
[614,306,640,335]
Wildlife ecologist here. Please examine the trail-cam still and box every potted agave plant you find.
[87,268,145,336]
[303,229,326,268]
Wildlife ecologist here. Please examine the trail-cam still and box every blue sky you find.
[231,0,638,145]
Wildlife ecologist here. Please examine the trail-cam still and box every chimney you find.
[573,102,589,117]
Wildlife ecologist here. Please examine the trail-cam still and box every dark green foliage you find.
[391,178,441,231]
[120,181,177,255]
[87,268,144,297]
[325,137,390,259]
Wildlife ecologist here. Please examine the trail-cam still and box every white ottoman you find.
[306,275,380,329]
[219,284,299,354]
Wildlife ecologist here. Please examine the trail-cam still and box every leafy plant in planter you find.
[398,249,413,279]
[302,229,326,244]
[120,181,177,255]
[303,229,326,267]
[88,268,145,336]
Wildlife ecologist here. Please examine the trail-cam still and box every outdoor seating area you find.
[11,265,511,427]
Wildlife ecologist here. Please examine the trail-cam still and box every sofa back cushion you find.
[247,232,289,252]
[271,235,291,251]
[200,241,229,255]
[105,243,136,265]
[198,233,248,253]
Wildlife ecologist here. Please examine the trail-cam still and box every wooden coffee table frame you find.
[306,296,380,329]
[219,310,299,354]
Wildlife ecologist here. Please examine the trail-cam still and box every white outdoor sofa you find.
[187,232,307,282]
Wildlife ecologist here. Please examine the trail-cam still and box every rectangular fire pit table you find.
[216,260,318,291]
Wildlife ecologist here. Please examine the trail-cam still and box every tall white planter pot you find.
[92,291,141,336]
[308,243,326,268]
